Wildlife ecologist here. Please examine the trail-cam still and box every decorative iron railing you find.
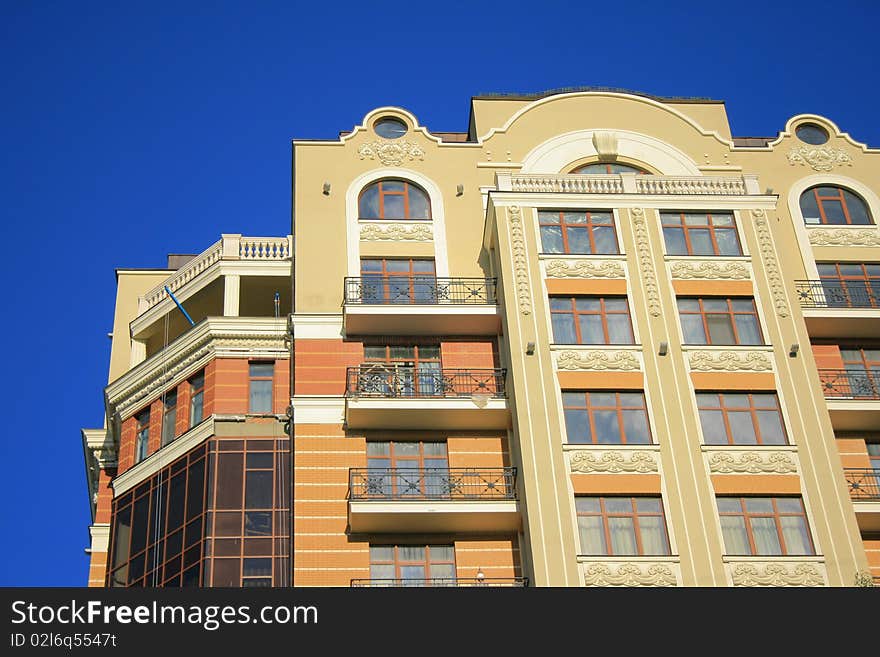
[844,469,880,500]
[818,369,880,399]
[344,277,497,305]
[350,577,528,587]
[795,280,880,309]
[345,366,506,399]
[349,467,517,501]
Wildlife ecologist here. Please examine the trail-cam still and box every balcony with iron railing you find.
[844,468,880,532]
[820,369,880,432]
[350,577,529,587]
[347,467,520,533]
[342,276,500,335]
[343,366,509,430]
[796,280,880,339]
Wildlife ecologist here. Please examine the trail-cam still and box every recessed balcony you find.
[350,577,528,587]
[820,369,880,431]
[347,467,520,533]
[342,276,500,335]
[344,366,509,430]
[844,468,880,532]
[796,280,880,339]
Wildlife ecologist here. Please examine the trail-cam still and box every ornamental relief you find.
[583,563,677,587]
[707,451,797,474]
[786,145,852,172]
[670,261,750,280]
[357,141,425,166]
[555,350,640,371]
[751,209,789,317]
[807,228,880,247]
[359,223,433,241]
[508,206,532,315]
[687,350,772,372]
[569,450,658,474]
[544,259,625,279]
[730,562,825,587]
[631,208,661,317]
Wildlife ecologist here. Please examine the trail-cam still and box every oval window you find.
[374,117,407,140]
[795,123,829,145]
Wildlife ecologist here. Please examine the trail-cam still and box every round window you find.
[374,117,408,139]
[795,123,829,145]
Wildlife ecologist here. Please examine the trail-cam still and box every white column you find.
[129,339,146,367]
[224,274,241,317]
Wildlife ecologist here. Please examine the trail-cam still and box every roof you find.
[472,86,724,104]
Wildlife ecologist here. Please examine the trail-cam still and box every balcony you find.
[796,280,880,339]
[348,467,520,533]
[820,369,880,431]
[495,171,761,196]
[344,366,509,430]
[845,468,880,532]
[350,577,528,587]
[342,276,500,335]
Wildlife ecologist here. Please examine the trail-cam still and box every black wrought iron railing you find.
[344,277,497,305]
[818,369,880,399]
[844,468,880,500]
[345,366,506,398]
[350,577,528,587]
[349,467,517,501]
[795,280,880,309]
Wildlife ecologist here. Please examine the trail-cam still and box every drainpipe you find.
[287,143,297,587]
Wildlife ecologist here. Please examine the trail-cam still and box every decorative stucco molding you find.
[583,562,677,587]
[670,261,750,280]
[631,208,661,316]
[786,145,852,172]
[688,350,772,372]
[707,451,797,474]
[555,349,640,371]
[508,206,532,315]
[544,259,625,279]
[357,140,425,166]
[807,228,880,247]
[751,209,789,317]
[730,562,825,587]
[359,223,433,241]
[569,450,658,474]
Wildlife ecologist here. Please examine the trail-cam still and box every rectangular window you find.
[161,391,177,447]
[661,211,743,256]
[360,258,437,304]
[189,370,205,427]
[249,362,274,413]
[538,210,619,255]
[697,392,788,445]
[364,344,442,396]
[717,497,814,556]
[369,545,456,585]
[550,296,634,345]
[366,441,449,497]
[134,408,150,464]
[562,391,651,445]
[575,497,670,556]
[818,263,880,308]
[678,297,763,345]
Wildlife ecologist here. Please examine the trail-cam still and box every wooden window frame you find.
[562,391,651,445]
[717,497,815,556]
[135,408,150,463]
[248,361,275,414]
[369,544,456,581]
[696,392,788,446]
[660,211,743,256]
[189,370,205,428]
[677,297,763,346]
[575,496,670,556]
[550,296,634,345]
[358,179,431,221]
[161,390,177,447]
[801,186,873,225]
[538,210,619,255]
[572,163,648,175]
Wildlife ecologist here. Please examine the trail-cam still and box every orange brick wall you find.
[439,339,499,369]
[454,536,522,580]
[88,468,115,587]
[836,437,872,469]
[812,344,844,369]
[294,339,363,395]
[865,538,880,580]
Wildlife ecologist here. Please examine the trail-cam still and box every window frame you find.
[369,544,456,583]
[571,162,649,175]
[575,496,671,556]
[716,496,815,556]
[660,211,743,256]
[696,392,788,446]
[189,370,205,428]
[134,408,150,464]
[549,296,635,345]
[677,297,764,346]
[358,179,431,221]
[537,210,620,255]
[800,185,873,226]
[161,390,177,447]
[248,361,275,414]
[562,391,652,445]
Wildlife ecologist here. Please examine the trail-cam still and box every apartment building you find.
[82,89,880,587]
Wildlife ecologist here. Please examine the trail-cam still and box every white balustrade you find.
[504,173,754,196]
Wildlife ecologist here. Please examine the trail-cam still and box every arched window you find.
[358,179,431,220]
[800,185,873,225]
[573,162,649,175]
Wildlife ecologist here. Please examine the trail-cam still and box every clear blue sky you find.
[1,0,878,586]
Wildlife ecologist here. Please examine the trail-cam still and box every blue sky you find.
[1,0,878,586]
